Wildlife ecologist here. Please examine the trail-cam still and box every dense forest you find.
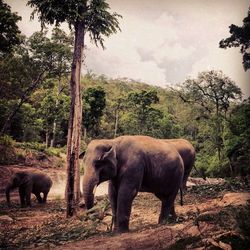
[0,1,249,180]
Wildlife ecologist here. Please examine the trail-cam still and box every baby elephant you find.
[5,170,53,207]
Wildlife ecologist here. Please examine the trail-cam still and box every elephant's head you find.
[5,172,28,203]
[81,140,117,209]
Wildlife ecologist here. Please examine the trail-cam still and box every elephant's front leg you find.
[19,186,26,207]
[116,182,139,233]
[25,186,32,207]
[108,181,117,231]
[35,192,43,203]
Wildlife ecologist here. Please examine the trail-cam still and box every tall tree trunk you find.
[45,131,49,148]
[215,101,221,161]
[50,121,57,147]
[66,19,84,217]
[114,108,118,138]
[50,76,62,147]
[0,71,44,136]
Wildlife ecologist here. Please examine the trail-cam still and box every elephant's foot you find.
[116,227,129,233]
[116,220,129,233]
[158,214,177,224]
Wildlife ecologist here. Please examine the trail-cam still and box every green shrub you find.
[15,141,46,152]
[45,147,61,157]
[0,135,16,164]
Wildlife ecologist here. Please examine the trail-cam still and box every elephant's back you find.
[32,172,53,191]
[116,135,184,171]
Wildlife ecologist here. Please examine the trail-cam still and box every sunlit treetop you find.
[27,0,122,48]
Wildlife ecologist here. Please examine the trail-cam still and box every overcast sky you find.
[6,0,250,96]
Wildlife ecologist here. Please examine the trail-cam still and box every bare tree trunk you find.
[66,19,84,217]
[50,77,62,147]
[0,71,45,136]
[45,131,49,148]
[114,109,118,138]
[215,101,221,161]
[50,121,56,147]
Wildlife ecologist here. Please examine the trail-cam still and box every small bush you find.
[45,147,61,157]
[0,135,16,164]
[15,142,46,152]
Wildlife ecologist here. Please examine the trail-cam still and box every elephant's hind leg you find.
[35,192,43,203]
[42,191,48,203]
[158,193,178,224]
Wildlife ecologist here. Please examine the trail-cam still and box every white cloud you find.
[6,0,250,96]
[85,37,166,84]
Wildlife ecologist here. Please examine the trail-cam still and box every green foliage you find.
[15,141,47,151]
[28,28,73,75]
[27,0,121,48]
[83,86,106,138]
[0,0,21,54]
[177,70,243,177]
[0,135,15,164]
[220,7,250,70]
[225,98,250,176]
[126,89,160,135]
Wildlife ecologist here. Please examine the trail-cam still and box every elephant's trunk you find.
[82,173,99,210]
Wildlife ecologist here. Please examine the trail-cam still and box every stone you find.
[0,215,13,223]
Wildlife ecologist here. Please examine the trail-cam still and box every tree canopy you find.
[219,7,250,71]
[0,0,21,54]
[27,0,121,48]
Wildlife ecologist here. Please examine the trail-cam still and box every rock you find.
[186,225,200,237]
[0,215,13,223]
[221,192,250,206]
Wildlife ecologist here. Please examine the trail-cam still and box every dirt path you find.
[53,192,250,250]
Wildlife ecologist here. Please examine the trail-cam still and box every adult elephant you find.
[81,135,184,233]
[163,139,195,191]
[6,170,53,207]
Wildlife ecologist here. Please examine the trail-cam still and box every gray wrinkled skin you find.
[81,135,184,233]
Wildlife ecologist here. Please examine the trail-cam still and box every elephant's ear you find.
[79,151,85,159]
[100,146,117,165]
[15,172,30,185]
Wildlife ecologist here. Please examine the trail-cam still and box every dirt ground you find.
[0,164,250,250]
